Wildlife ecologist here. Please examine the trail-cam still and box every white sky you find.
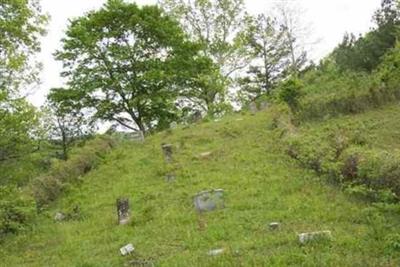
[29,0,382,106]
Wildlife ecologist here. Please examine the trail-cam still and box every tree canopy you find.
[55,0,213,132]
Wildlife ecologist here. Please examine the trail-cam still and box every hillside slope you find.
[1,107,400,266]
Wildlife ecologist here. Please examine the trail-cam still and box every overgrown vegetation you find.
[0,136,115,237]
[3,0,400,265]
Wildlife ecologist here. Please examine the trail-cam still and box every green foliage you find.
[332,0,399,72]
[0,0,48,94]
[55,0,212,132]
[31,136,115,207]
[0,0,48,175]
[45,88,96,160]
[0,99,41,162]
[278,77,303,112]
[160,0,252,112]
[0,185,35,236]
[238,14,290,101]
[1,110,400,265]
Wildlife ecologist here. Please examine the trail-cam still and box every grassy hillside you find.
[1,107,400,266]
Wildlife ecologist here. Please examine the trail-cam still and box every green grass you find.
[1,109,400,266]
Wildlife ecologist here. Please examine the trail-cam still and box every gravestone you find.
[117,198,131,225]
[198,151,212,160]
[298,230,332,244]
[161,144,173,163]
[269,222,280,230]
[170,121,178,129]
[120,243,135,256]
[54,212,65,222]
[131,131,144,142]
[193,189,224,212]
[165,173,176,182]
[259,101,269,110]
[249,101,258,114]
[207,248,224,256]
[192,110,202,123]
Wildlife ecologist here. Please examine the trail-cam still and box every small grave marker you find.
[249,102,258,114]
[117,198,131,225]
[298,230,332,244]
[165,173,176,182]
[260,101,269,110]
[194,189,225,212]
[54,212,65,222]
[161,144,173,163]
[120,243,135,256]
[132,131,145,142]
[269,222,280,230]
[207,248,224,256]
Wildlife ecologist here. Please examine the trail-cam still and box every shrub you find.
[278,78,304,113]
[31,136,116,207]
[0,186,36,236]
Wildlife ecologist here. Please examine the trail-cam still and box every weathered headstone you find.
[192,110,202,123]
[194,189,225,212]
[54,212,66,222]
[165,173,176,182]
[249,101,258,114]
[117,198,131,225]
[170,121,178,129]
[197,151,212,160]
[259,101,269,110]
[269,222,280,230]
[161,143,173,163]
[120,243,135,256]
[131,131,145,142]
[207,248,224,256]
[298,230,332,244]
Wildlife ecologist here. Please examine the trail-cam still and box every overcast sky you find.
[29,0,382,106]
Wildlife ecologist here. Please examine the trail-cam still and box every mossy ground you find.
[1,107,400,266]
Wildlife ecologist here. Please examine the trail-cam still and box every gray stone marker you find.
[269,222,280,230]
[192,110,202,123]
[120,243,135,256]
[194,189,224,212]
[249,101,258,114]
[170,121,178,129]
[131,131,145,142]
[298,230,332,244]
[54,212,65,222]
[260,101,269,110]
[117,198,131,225]
[198,151,212,160]
[161,143,173,163]
[207,248,224,256]
[165,173,176,182]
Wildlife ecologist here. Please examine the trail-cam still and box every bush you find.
[284,126,400,202]
[31,136,116,207]
[278,78,304,113]
[0,186,36,236]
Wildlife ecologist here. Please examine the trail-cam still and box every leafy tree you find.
[45,88,95,160]
[159,0,253,114]
[274,1,309,75]
[55,0,212,133]
[278,77,303,113]
[0,100,40,162]
[0,0,47,163]
[332,0,400,72]
[0,0,47,96]
[238,14,290,101]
